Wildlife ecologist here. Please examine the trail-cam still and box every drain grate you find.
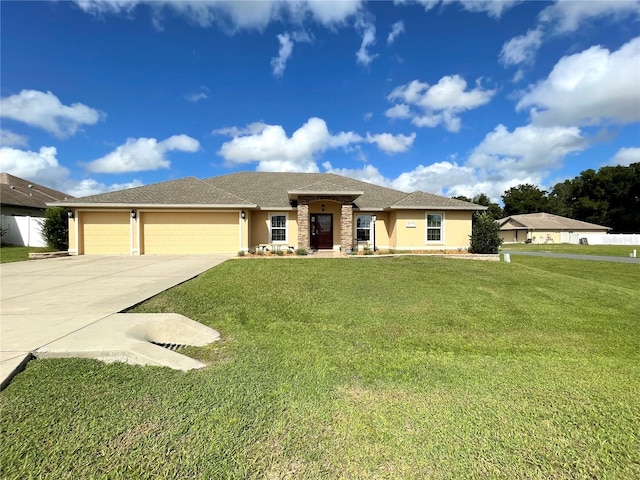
[150,341,186,352]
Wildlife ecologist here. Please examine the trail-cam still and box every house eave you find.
[388,205,487,211]
[49,202,258,209]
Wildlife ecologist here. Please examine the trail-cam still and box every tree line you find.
[454,163,639,233]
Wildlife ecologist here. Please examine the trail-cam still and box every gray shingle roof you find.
[53,171,482,211]
[53,177,255,207]
[391,191,487,210]
[497,213,609,231]
[1,173,73,209]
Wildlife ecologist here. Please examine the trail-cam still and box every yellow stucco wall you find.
[141,211,239,254]
[391,210,472,250]
[82,211,130,255]
[249,210,298,247]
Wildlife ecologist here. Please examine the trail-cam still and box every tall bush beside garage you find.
[469,212,502,254]
[42,207,69,251]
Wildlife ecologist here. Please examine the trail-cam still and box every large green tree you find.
[502,184,549,216]
[469,212,503,254]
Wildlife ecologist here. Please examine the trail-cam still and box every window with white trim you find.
[356,215,371,241]
[270,214,287,242]
[426,213,443,242]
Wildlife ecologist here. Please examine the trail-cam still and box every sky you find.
[1,0,639,201]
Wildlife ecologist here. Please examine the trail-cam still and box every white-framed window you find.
[356,215,371,242]
[270,213,288,243]
[426,213,444,242]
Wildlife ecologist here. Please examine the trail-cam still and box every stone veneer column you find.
[340,203,353,251]
[297,202,309,250]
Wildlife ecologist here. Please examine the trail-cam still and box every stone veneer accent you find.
[340,203,353,251]
[297,202,310,250]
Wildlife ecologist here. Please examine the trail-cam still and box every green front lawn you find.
[1,257,638,479]
[501,242,639,257]
[0,245,39,263]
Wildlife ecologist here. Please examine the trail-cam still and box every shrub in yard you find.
[296,248,308,256]
[42,207,69,251]
[237,251,245,257]
[469,212,503,254]
[275,250,284,256]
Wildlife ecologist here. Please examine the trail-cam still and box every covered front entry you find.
[310,213,333,250]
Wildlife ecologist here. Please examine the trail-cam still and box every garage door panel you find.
[83,212,130,255]
[142,212,237,254]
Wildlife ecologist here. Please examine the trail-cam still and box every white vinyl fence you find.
[572,233,640,245]
[0,215,46,247]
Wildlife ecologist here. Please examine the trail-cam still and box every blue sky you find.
[1,0,639,201]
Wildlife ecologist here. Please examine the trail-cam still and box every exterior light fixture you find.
[321,203,326,212]
[241,210,246,219]
[130,209,136,219]
[67,210,74,219]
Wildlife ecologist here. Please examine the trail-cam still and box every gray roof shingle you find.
[1,173,73,209]
[497,213,609,230]
[53,171,482,211]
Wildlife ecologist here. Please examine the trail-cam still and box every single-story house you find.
[496,212,610,244]
[51,172,486,255]
[1,173,73,247]
[1,172,72,217]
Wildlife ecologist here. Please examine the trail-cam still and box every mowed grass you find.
[1,257,638,479]
[0,245,38,263]
[502,242,640,257]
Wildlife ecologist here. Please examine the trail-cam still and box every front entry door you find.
[310,214,333,250]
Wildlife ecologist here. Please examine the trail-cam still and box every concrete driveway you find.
[1,254,231,389]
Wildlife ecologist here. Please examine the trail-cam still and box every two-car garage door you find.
[142,212,238,254]
[81,211,239,254]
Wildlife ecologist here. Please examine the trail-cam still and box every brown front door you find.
[310,214,333,250]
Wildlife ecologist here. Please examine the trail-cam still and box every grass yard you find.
[1,257,638,479]
[0,245,39,263]
[501,242,639,257]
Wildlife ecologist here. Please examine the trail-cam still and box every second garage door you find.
[142,212,238,254]
[82,211,131,255]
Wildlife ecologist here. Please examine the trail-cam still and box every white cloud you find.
[409,0,520,18]
[85,134,200,173]
[499,28,543,67]
[184,86,209,102]
[68,178,144,197]
[355,14,377,66]
[216,117,415,172]
[517,37,640,126]
[322,162,391,187]
[0,130,29,148]
[0,90,104,138]
[468,123,587,174]
[387,20,404,45]
[610,146,640,166]
[387,75,495,132]
[75,1,363,31]
[366,132,415,153]
[539,0,640,35]
[363,112,373,121]
[0,145,142,197]
[271,32,294,77]
[501,0,640,67]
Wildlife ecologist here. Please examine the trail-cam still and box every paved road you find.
[501,250,640,264]
[1,254,231,389]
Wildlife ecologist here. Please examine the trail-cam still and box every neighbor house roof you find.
[51,172,486,211]
[1,172,73,210]
[496,213,610,231]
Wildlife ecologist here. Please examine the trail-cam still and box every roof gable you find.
[391,191,487,210]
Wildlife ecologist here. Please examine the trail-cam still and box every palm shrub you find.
[469,212,502,254]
